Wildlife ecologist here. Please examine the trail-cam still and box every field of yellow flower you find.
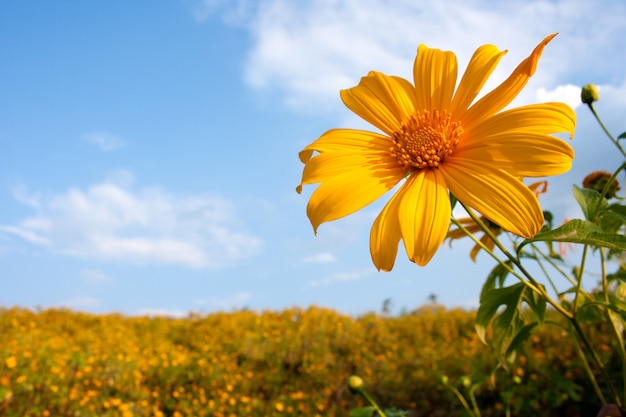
[0,305,617,416]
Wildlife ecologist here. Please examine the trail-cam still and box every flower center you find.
[390,110,463,171]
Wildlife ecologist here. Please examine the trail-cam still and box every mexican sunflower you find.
[296,33,575,270]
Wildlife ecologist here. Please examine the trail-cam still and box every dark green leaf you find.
[449,193,458,211]
[505,322,538,359]
[350,406,375,417]
[480,261,513,299]
[573,184,607,221]
[618,131,626,140]
[518,219,626,253]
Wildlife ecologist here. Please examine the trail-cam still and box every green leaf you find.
[573,184,607,221]
[505,322,538,359]
[476,283,546,368]
[350,406,375,417]
[617,131,626,140]
[518,219,626,254]
[480,261,513,300]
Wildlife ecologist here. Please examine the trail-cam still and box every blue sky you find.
[2,0,626,317]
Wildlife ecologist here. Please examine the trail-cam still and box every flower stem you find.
[357,389,387,417]
[588,103,626,158]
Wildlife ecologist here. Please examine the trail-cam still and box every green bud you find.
[347,375,364,394]
[460,376,471,388]
[440,375,449,385]
[581,84,599,104]
[513,376,522,384]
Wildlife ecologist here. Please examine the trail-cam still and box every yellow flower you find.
[447,181,548,262]
[297,34,575,269]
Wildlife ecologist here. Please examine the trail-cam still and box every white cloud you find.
[0,225,50,246]
[201,0,626,113]
[305,269,370,288]
[300,252,336,264]
[82,132,126,152]
[1,175,263,268]
[195,291,253,309]
[136,308,189,318]
[80,269,112,284]
[536,84,584,109]
[59,296,101,309]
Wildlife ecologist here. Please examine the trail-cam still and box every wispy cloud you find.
[82,132,126,152]
[136,308,189,318]
[305,269,370,288]
[59,296,101,309]
[198,0,626,113]
[195,291,253,310]
[1,172,263,268]
[80,269,112,284]
[300,252,336,264]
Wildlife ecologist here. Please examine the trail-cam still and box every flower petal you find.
[370,184,404,271]
[462,33,558,129]
[451,44,507,118]
[298,128,392,164]
[454,132,574,177]
[464,103,576,140]
[340,72,417,135]
[441,162,544,238]
[413,45,458,111]
[302,151,405,232]
[398,170,450,266]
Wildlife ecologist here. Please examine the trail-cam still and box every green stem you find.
[572,245,590,314]
[530,243,582,291]
[529,243,561,295]
[588,103,626,159]
[570,323,608,405]
[601,248,626,406]
[446,385,476,417]
[358,389,387,417]
[570,317,621,407]
[458,203,572,319]
[455,203,620,405]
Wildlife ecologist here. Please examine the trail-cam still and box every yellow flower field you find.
[0,306,617,416]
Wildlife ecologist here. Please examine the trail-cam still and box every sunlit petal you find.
[340,72,417,135]
[370,185,404,271]
[451,44,507,117]
[464,103,576,141]
[398,170,450,266]
[298,129,393,164]
[454,132,574,177]
[305,161,404,232]
[441,162,544,238]
[413,45,458,110]
[462,33,558,128]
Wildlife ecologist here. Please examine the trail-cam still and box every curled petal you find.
[413,45,458,111]
[451,44,507,118]
[441,162,544,238]
[397,170,451,266]
[462,33,558,128]
[340,72,417,135]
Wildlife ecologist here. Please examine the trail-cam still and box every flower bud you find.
[440,375,449,385]
[581,84,599,104]
[460,376,471,388]
[347,375,364,394]
[583,170,621,199]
